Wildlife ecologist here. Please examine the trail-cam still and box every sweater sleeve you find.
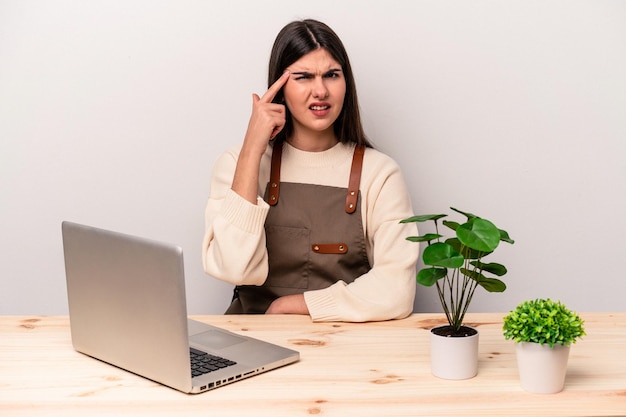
[303,151,419,322]
[201,148,270,286]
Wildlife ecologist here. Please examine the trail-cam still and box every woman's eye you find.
[293,71,341,81]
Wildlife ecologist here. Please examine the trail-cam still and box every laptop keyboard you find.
[190,347,237,378]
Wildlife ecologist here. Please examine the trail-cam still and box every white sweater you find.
[202,141,418,322]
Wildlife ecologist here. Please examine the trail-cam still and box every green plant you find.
[503,298,586,347]
[401,207,514,333]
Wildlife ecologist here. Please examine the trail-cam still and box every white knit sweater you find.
[202,141,418,322]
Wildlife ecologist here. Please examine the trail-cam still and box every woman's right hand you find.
[242,71,290,155]
[232,71,290,204]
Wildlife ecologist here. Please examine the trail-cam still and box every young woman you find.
[202,19,418,322]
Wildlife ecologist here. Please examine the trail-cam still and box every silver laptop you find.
[62,221,299,394]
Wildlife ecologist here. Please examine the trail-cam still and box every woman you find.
[202,19,418,322]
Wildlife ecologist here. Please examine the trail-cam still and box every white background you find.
[1,0,624,315]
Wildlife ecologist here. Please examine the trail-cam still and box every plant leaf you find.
[446,238,490,260]
[442,220,460,231]
[456,218,501,252]
[450,207,478,219]
[499,229,515,244]
[469,261,508,276]
[406,233,442,243]
[462,268,507,292]
[460,268,482,281]
[417,267,447,286]
[476,277,507,292]
[422,242,464,268]
[400,214,447,223]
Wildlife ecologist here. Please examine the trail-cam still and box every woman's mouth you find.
[309,103,331,116]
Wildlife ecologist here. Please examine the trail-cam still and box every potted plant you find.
[502,298,585,393]
[401,207,514,379]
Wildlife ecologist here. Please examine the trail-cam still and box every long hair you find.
[268,19,372,148]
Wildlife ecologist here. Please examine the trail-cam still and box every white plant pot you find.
[515,342,571,394]
[429,325,479,380]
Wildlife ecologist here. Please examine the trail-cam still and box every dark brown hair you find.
[268,19,372,148]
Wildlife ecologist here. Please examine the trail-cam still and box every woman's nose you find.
[312,77,329,99]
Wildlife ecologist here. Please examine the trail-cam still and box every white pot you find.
[515,342,571,394]
[429,325,479,380]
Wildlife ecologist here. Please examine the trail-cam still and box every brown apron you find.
[225,142,371,314]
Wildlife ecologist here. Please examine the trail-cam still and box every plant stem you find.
[457,260,482,326]
[435,280,452,325]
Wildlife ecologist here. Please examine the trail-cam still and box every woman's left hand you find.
[265,294,309,315]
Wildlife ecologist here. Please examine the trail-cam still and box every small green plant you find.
[502,298,586,347]
[401,207,514,333]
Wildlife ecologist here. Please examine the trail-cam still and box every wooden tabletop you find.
[1,313,625,416]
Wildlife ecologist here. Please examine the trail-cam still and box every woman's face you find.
[283,48,346,140]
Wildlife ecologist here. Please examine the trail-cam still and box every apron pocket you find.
[265,225,310,289]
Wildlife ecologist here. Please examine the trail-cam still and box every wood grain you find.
[1,313,624,416]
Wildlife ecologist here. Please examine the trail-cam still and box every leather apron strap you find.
[345,144,365,213]
[267,140,282,206]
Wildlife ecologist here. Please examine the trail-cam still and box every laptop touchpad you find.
[190,330,247,350]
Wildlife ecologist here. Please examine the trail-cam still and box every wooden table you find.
[1,313,624,416]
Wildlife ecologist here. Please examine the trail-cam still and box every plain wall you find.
[1,0,625,315]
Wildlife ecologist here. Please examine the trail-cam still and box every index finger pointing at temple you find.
[259,71,290,103]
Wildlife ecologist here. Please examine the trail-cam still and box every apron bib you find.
[226,142,371,314]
